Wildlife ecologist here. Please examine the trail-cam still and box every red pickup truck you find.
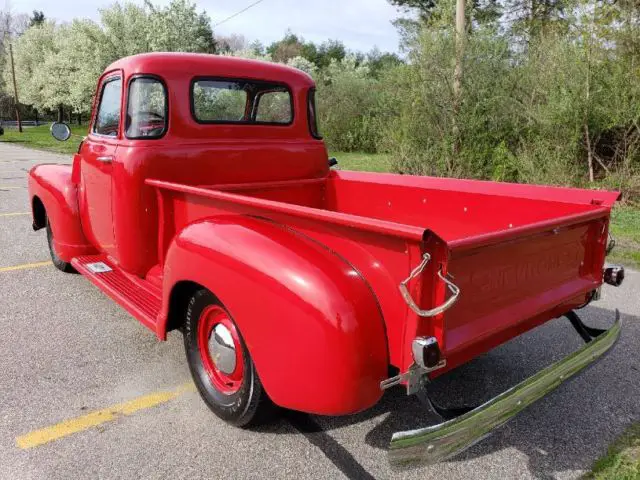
[28,53,624,466]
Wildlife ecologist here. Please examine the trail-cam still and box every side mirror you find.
[328,157,338,168]
[50,122,71,142]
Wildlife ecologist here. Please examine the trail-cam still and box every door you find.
[78,73,122,257]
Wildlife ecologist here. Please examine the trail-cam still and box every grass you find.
[587,423,640,479]
[0,123,86,155]
[332,151,392,172]
[608,206,640,269]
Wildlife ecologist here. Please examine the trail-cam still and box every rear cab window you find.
[191,78,293,125]
[93,77,122,137]
[126,76,168,139]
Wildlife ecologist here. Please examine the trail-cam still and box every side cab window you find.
[126,76,168,139]
[93,76,123,137]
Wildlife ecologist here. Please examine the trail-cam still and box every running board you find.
[71,255,161,331]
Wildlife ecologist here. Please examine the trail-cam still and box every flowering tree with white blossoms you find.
[4,1,383,155]
[5,0,215,116]
[2,21,59,112]
[286,56,318,77]
[145,0,215,53]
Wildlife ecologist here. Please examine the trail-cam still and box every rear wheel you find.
[184,289,275,427]
[46,220,76,273]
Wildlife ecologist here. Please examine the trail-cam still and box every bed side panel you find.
[160,216,388,415]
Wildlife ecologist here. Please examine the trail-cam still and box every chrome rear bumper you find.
[389,309,621,467]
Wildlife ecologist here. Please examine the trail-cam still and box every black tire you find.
[184,289,275,427]
[46,220,76,273]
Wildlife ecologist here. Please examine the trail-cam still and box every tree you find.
[317,56,379,152]
[216,33,248,53]
[503,0,568,45]
[248,40,265,56]
[0,8,29,77]
[3,21,59,112]
[389,0,467,161]
[145,0,216,53]
[61,20,112,115]
[0,8,31,122]
[0,9,29,39]
[366,47,403,78]
[267,32,347,69]
[287,56,317,76]
[267,30,304,63]
[5,0,220,120]
[315,40,347,69]
[29,10,45,27]
[98,2,152,60]
[389,0,437,22]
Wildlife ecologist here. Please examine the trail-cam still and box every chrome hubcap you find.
[208,323,237,375]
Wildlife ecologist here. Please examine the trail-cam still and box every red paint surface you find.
[27,53,619,415]
[28,164,95,260]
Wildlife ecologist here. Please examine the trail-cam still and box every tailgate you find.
[424,210,611,371]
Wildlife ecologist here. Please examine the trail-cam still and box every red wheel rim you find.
[197,305,244,395]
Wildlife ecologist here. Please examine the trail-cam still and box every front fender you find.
[28,164,94,261]
[160,216,388,415]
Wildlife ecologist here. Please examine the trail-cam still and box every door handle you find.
[97,156,113,164]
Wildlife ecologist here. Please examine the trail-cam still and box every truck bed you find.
[195,170,614,246]
[148,170,619,373]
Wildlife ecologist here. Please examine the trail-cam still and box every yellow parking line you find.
[16,383,196,449]
[0,261,52,273]
[0,212,29,217]
[0,185,24,190]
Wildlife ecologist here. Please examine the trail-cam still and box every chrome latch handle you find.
[399,253,460,317]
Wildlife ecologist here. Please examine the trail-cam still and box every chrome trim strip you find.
[389,310,621,467]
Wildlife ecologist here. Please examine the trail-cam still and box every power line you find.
[213,0,267,28]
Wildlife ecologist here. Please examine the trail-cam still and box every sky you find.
[9,0,405,53]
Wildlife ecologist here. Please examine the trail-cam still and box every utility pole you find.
[9,42,22,133]
[452,0,465,159]
[454,0,466,101]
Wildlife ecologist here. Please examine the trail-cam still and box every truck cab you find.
[34,53,327,276]
[28,53,624,466]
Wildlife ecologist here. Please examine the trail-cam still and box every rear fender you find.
[28,164,94,261]
[159,216,388,415]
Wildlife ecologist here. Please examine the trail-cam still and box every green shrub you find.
[376,21,640,197]
[316,56,380,152]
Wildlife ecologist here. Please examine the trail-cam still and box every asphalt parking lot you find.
[0,142,638,479]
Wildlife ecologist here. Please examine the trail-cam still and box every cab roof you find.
[105,52,315,88]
